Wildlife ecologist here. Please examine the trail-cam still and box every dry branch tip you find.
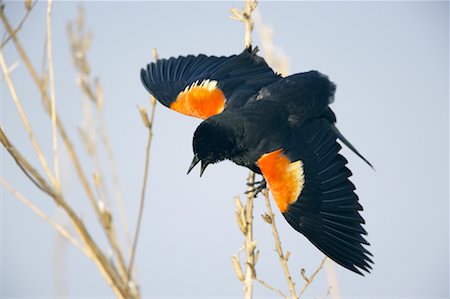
[138,106,151,128]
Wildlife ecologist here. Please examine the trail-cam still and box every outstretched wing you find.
[257,119,373,274]
[141,48,280,119]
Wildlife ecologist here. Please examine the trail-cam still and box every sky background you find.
[1,1,449,298]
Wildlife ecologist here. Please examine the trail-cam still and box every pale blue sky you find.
[1,1,449,298]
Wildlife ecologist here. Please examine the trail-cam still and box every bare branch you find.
[127,48,159,283]
[232,255,245,282]
[262,189,297,298]
[0,50,56,187]
[66,12,133,278]
[2,9,134,286]
[0,8,136,297]
[1,5,102,218]
[230,1,259,298]
[256,278,288,299]
[0,61,18,83]
[0,177,90,258]
[230,0,258,49]
[242,171,257,299]
[46,0,60,193]
[0,128,127,297]
[0,127,54,197]
[96,93,131,247]
[0,0,38,48]
[298,256,328,298]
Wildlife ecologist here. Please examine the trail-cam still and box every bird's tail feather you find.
[331,125,374,170]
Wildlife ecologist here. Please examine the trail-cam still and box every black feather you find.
[140,49,280,115]
[283,119,373,275]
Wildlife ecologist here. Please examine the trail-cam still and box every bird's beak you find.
[200,161,209,177]
[187,155,200,175]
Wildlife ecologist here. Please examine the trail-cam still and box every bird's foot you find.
[245,179,267,197]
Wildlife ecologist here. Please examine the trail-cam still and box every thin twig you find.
[58,197,128,299]
[84,90,130,284]
[73,44,127,281]
[0,7,42,96]
[79,97,130,283]
[126,108,151,284]
[0,0,38,48]
[1,10,130,287]
[67,14,130,247]
[0,127,54,197]
[127,49,159,282]
[230,0,258,49]
[66,15,130,282]
[96,97,131,248]
[0,129,127,298]
[243,0,257,49]
[65,14,134,282]
[262,189,297,298]
[1,5,98,208]
[298,256,328,298]
[46,0,60,193]
[256,278,288,299]
[0,6,99,213]
[0,50,56,187]
[244,171,256,299]
[0,177,90,258]
[230,1,258,298]
[0,61,18,83]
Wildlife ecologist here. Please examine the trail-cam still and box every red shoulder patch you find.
[170,79,225,119]
[258,149,305,212]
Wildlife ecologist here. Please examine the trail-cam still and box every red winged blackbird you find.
[141,47,373,275]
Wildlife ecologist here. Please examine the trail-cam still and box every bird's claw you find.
[245,179,267,197]
[246,179,264,187]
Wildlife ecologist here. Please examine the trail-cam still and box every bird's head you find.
[187,118,240,176]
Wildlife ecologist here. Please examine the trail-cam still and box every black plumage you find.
[141,47,373,275]
[141,47,281,110]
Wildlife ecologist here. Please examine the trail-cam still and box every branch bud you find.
[235,196,244,212]
[254,250,260,265]
[95,79,104,111]
[92,171,101,189]
[232,255,245,282]
[300,268,309,282]
[234,196,247,235]
[98,200,112,230]
[285,250,291,261]
[25,0,32,11]
[261,213,272,224]
[235,211,247,235]
[138,106,151,128]
[127,281,140,298]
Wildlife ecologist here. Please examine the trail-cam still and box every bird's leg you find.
[246,178,267,197]
[246,179,263,186]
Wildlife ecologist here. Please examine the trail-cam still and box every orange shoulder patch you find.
[257,149,305,212]
[170,79,226,119]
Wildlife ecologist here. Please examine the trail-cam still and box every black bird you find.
[141,47,373,275]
